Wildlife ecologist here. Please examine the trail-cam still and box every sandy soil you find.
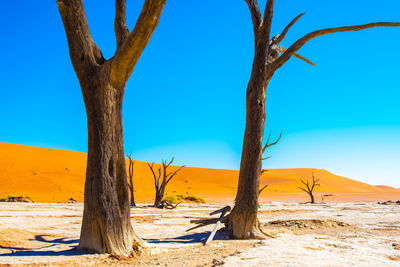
[0,202,399,266]
[1,142,399,204]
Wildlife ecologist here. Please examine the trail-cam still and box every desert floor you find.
[0,202,399,266]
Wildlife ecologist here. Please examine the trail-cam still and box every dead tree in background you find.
[147,157,184,208]
[230,0,400,239]
[57,0,167,256]
[298,173,320,204]
[127,153,136,207]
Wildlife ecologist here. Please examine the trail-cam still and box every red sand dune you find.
[1,142,399,203]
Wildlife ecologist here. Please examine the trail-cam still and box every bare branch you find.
[275,13,305,45]
[262,132,282,154]
[147,162,161,190]
[279,47,316,66]
[298,187,309,193]
[115,0,129,49]
[259,185,269,195]
[111,0,167,89]
[167,157,174,168]
[262,0,275,41]
[244,0,262,33]
[166,165,185,184]
[271,22,400,72]
[57,0,105,79]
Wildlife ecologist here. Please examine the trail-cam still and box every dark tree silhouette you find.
[229,0,400,239]
[57,0,167,256]
[147,157,184,208]
[127,153,136,207]
[298,173,321,204]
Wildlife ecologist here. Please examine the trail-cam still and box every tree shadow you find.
[0,247,84,257]
[32,235,79,245]
[0,235,82,257]
[143,230,229,244]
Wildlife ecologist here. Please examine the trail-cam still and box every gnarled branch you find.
[271,22,400,72]
[111,0,167,89]
[115,0,130,49]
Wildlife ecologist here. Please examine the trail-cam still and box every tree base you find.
[227,209,267,240]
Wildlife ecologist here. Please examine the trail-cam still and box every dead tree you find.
[127,153,136,207]
[57,0,167,256]
[147,157,184,208]
[298,173,320,204]
[230,0,400,239]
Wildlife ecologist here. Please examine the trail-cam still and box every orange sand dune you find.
[1,142,399,203]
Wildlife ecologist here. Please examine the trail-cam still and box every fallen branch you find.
[204,206,231,246]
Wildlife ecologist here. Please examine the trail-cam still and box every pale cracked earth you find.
[0,202,399,266]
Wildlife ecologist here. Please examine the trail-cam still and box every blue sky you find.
[1,0,400,187]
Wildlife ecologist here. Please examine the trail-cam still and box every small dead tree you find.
[127,153,136,207]
[298,173,320,204]
[147,157,184,208]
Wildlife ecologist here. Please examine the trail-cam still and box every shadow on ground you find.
[0,235,81,257]
[143,230,229,244]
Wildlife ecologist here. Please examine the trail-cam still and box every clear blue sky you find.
[1,0,400,187]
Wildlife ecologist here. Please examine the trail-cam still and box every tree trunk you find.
[154,189,163,207]
[129,182,136,207]
[79,66,143,256]
[228,41,271,239]
[310,193,315,204]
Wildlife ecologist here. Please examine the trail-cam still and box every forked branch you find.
[271,22,400,72]
[262,132,282,155]
[111,0,167,88]
[57,0,105,78]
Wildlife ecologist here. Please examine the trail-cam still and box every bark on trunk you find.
[79,66,143,256]
[228,41,271,239]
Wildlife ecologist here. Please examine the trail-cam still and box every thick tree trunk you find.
[79,67,143,256]
[228,41,271,238]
